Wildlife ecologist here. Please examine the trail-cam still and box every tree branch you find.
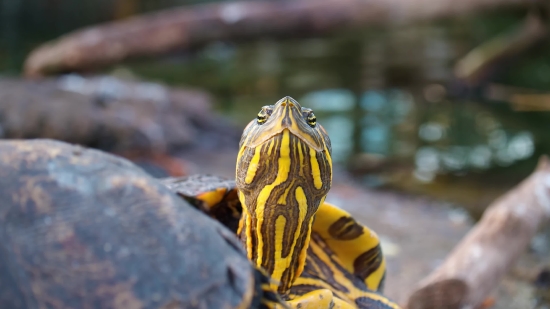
[406,156,550,309]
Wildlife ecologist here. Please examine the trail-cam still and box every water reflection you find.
[413,116,535,179]
[299,90,356,160]
[301,89,355,112]
[414,147,439,182]
[419,122,445,142]
[321,115,354,163]
[360,90,414,157]
[297,88,536,186]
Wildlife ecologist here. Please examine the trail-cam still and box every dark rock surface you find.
[0,139,257,309]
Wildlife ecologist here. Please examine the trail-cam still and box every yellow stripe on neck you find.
[270,185,308,288]
[309,147,323,190]
[245,146,262,184]
[254,129,291,267]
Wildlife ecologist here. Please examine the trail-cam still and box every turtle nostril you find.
[288,103,294,107]
[281,102,287,107]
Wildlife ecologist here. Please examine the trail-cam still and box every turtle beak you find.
[271,96,303,128]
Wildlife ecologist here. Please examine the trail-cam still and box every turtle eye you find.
[257,111,267,124]
[307,112,316,127]
[257,106,273,125]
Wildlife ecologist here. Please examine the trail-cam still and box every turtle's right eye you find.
[257,111,267,124]
[306,112,316,127]
[256,106,273,124]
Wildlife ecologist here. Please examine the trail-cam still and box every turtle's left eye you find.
[307,112,316,127]
[257,106,273,125]
[257,111,268,124]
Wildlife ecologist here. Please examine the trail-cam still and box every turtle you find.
[163,96,401,309]
[0,96,400,309]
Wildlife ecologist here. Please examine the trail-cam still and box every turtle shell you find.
[163,174,242,232]
[163,175,400,309]
[0,140,282,309]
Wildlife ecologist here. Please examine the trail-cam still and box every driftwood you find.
[0,139,266,309]
[0,76,240,153]
[454,12,549,87]
[406,156,550,309]
[24,0,537,77]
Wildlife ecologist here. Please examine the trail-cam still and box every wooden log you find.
[454,12,549,87]
[406,156,550,309]
[24,0,536,77]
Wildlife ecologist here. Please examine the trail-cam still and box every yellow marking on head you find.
[245,146,262,184]
[254,129,291,266]
[309,147,323,190]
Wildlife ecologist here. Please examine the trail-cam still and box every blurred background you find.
[1,0,550,307]
[2,0,549,219]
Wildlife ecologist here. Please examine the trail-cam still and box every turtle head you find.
[235,96,332,293]
[238,96,331,153]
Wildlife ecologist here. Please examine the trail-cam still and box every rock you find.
[0,76,240,154]
[0,139,258,309]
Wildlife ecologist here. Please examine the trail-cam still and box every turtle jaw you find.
[235,98,332,294]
